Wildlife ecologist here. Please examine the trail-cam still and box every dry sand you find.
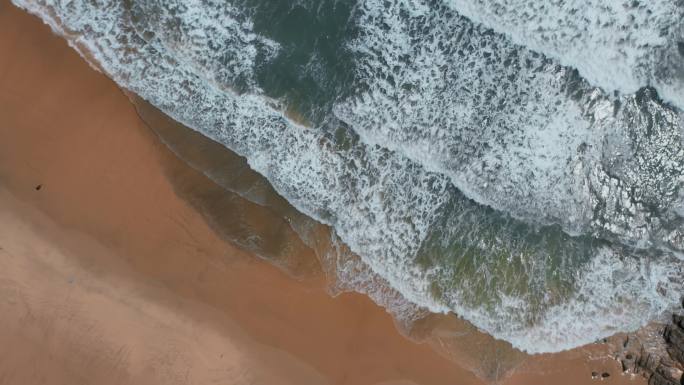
[0,2,648,384]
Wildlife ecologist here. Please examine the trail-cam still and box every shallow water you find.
[14,0,684,353]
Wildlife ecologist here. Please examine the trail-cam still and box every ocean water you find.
[14,0,684,353]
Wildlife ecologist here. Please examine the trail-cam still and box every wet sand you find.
[0,2,647,385]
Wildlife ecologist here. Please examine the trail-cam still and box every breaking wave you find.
[14,0,684,353]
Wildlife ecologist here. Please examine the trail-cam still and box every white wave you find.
[434,235,684,352]
[12,0,453,324]
[126,0,279,92]
[14,0,684,353]
[443,0,684,111]
[334,0,684,252]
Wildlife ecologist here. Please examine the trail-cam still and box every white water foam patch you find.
[438,246,684,353]
[443,0,684,111]
[409,192,684,353]
[512,248,684,352]
[335,0,684,252]
[11,0,454,325]
[14,0,684,353]
[126,0,279,92]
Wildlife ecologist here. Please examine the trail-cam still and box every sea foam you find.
[443,0,684,111]
[335,0,684,253]
[13,0,684,353]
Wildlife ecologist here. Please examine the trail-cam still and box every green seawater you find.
[237,0,359,127]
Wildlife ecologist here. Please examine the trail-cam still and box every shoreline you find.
[0,4,479,384]
[0,1,657,384]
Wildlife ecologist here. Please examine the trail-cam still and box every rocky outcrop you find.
[665,314,684,365]
[615,304,684,385]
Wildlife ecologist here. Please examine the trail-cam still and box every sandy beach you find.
[0,2,648,384]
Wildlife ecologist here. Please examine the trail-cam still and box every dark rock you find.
[639,352,663,373]
[592,371,599,379]
[35,184,42,191]
[664,322,684,365]
[648,364,683,385]
[665,322,684,346]
[649,371,679,385]
[674,314,683,329]
[622,351,638,372]
[668,347,684,366]
[602,372,610,378]
[620,305,684,385]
